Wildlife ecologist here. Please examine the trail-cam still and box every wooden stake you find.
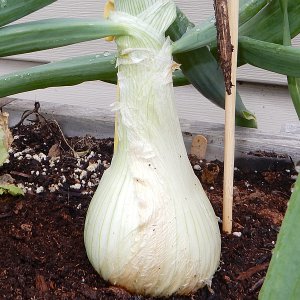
[222,0,239,234]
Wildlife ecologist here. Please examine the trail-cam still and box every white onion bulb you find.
[84,0,221,296]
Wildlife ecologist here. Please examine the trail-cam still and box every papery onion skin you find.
[84,0,221,297]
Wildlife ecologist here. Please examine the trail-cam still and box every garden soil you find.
[0,119,296,300]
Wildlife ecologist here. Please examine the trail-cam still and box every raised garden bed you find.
[0,103,297,299]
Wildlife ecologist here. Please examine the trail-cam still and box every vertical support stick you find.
[223,0,239,234]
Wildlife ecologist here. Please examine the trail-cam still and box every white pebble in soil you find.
[232,232,242,238]
[87,162,99,172]
[60,175,66,183]
[48,184,59,193]
[80,170,87,180]
[74,168,82,173]
[70,183,81,190]
[36,186,44,194]
[49,161,55,168]
[23,148,32,154]
[76,159,82,167]
[14,152,22,158]
[73,174,79,180]
[38,153,47,160]
[103,160,110,168]
[86,151,95,160]
[32,154,41,162]
[245,181,251,188]
[193,164,201,171]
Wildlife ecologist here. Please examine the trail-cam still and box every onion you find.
[84,0,221,296]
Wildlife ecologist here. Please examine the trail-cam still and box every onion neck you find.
[110,1,188,168]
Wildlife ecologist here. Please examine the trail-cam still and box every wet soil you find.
[0,120,296,300]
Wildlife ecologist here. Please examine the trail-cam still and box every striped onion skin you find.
[84,0,221,297]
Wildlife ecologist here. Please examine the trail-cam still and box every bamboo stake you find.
[222,0,239,234]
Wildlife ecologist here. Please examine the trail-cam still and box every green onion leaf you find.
[239,36,300,78]
[172,0,300,54]
[279,0,300,119]
[0,53,117,97]
[259,174,300,299]
[0,53,189,98]
[0,0,56,27]
[168,7,257,128]
[0,18,128,57]
[172,0,270,54]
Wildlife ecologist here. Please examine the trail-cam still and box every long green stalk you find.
[0,54,117,96]
[239,0,300,44]
[172,0,300,54]
[239,36,300,77]
[0,18,128,57]
[0,0,56,27]
[167,8,256,128]
[279,0,300,119]
[0,54,188,98]
[172,0,269,54]
[259,174,300,299]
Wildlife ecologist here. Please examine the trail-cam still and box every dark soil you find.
[0,120,296,300]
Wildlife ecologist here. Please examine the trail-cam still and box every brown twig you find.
[11,102,41,128]
[11,102,79,158]
[11,102,49,129]
[51,119,78,158]
[236,262,269,280]
[10,171,31,178]
[214,0,234,95]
